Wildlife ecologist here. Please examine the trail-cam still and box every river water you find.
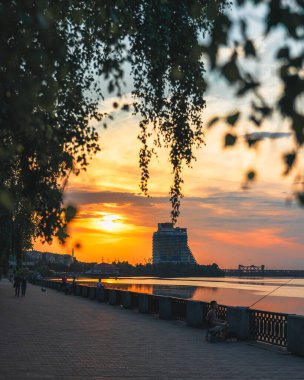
[74,276,304,315]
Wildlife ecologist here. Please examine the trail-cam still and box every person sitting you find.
[206,300,229,342]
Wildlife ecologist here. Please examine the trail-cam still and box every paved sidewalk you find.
[0,280,303,379]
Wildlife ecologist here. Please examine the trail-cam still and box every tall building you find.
[152,223,196,264]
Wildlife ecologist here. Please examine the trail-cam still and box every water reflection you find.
[152,285,196,299]
[105,283,154,294]
[104,283,196,299]
[191,286,262,308]
[67,276,304,315]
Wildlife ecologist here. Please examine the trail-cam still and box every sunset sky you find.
[35,4,304,269]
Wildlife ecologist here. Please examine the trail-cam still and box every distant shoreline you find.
[223,269,304,278]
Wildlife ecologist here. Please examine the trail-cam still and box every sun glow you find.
[95,213,129,232]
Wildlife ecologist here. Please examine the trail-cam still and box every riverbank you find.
[36,279,304,354]
[49,276,304,315]
[1,279,303,379]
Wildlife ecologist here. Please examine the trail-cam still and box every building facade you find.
[25,250,74,265]
[152,223,196,264]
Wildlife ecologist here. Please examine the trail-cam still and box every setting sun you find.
[95,213,128,233]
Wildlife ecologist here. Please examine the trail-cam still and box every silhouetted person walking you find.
[21,276,27,296]
[14,275,21,297]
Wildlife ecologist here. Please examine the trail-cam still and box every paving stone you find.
[0,280,303,379]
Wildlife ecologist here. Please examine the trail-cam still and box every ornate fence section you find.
[171,298,187,321]
[217,304,227,321]
[249,310,288,347]
[202,303,227,324]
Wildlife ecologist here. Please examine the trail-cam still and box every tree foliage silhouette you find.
[1,0,303,272]
[203,0,304,204]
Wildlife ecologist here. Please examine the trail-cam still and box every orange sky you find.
[33,91,304,269]
[34,22,304,269]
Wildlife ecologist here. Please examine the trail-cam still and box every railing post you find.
[81,286,89,297]
[148,295,159,314]
[227,307,250,340]
[287,315,304,356]
[159,297,172,320]
[89,287,96,300]
[109,289,117,305]
[186,301,205,328]
[96,287,107,302]
[122,291,132,309]
[138,294,149,313]
[75,285,82,296]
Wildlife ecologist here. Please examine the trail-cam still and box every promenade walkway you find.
[0,280,303,379]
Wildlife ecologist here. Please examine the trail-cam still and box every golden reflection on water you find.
[102,277,304,314]
[52,276,304,314]
[106,283,153,294]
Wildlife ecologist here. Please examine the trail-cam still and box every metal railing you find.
[203,303,227,323]
[172,297,187,321]
[249,309,288,347]
[33,279,294,349]
[217,304,227,321]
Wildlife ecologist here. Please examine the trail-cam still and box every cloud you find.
[245,132,291,141]
[65,188,304,241]
[203,228,299,249]
[37,184,304,268]
[65,190,170,207]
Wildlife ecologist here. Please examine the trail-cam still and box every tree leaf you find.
[224,133,237,147]
[65,205,77,223]
[207,116,220,129]
[244,39,256,57]
[226,112,240,126]
[277,47,290,59]
[121,104,130,111]
[283,152,296,175]
[296,192,304,207]
[221,59,240,83]
[247,170,256,181]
